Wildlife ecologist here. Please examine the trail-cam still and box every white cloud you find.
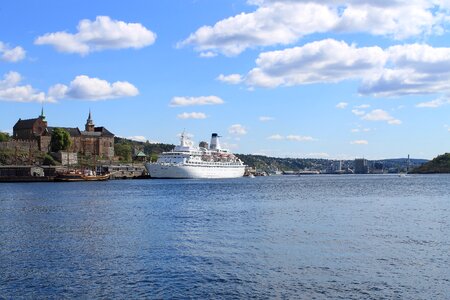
[361,109,402,125]
[387,119,402,125]
[48,75,139,101]
[334,1,437,39]
[0,41,26,62]
[35,16,156,55]
[286,135,314,142]
[355,104,371,109]
[47,84,68,100]
[268,134,314,141]
[245,39,386,88]
[416,97,450,108]
[170,95,224,107]
[199,51,217,58]
[217,74,243,84]
[350,140,369,145]
[1,72,136,102]
[229,124,247,135]
[268,134,284,140]
[127,136,147,142]
[0,71,21,88]
[180,0,445,56]
[179,2,338,56]
[177,112,207,119]
[351,109,366,116]
[0,71,48,103]
[360,44,450,96]
[336,102,348,109]
[351,127,371,133]
[259,116,275,121]
[223,40,450,98]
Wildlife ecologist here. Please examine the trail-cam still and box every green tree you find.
[412,153,450,173]
[42,154,57,165]
[50,128,72,152]
[0,132,10,142]
[114,142,132,161]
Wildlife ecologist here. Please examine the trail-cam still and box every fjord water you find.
[1,175,449,298]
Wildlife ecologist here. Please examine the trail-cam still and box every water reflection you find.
[1,175,449,298]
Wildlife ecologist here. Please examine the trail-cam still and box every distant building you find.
[12,109,115,159]
[326,160,343,174]
[354,158,369,174]
[371,161,384,174]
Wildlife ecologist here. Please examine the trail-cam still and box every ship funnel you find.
[210,133,221,150]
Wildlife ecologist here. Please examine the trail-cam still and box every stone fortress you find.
[12,109,115,159]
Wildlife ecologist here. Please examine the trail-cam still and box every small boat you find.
[54,170,109,182]
[298,170,320,175]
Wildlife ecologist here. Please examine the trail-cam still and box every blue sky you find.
[1,0,450,159]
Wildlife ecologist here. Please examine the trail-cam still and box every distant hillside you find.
[237,154,331,171]
[114,137,174,155]
[90,136,430,172]
[237,154,428,172]
[411,153,450,173]
[373,158,428,170]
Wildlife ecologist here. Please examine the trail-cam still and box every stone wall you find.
[55,151,78,166]
[0,140,39,152]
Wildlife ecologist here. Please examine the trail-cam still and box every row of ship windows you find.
[187,162,239,166]
[162,159,237,164]
[186,165,240,168]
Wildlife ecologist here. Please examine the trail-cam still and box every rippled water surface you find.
[1,175,449,298]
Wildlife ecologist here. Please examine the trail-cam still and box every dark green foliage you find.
[42,154,57,165]
[412,153,450,173]
[114,142,132,161]
[0,149,13,164]
[50,128,72,152]
[114,137,174,158]
[237,154,327,171]
[143,142,174,155]
[0,132,10,142]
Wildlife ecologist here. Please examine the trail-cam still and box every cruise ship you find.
[145,133,246,179]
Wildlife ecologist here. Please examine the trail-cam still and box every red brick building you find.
[13,110,115,159]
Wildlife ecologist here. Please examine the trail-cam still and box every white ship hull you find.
[146,163,245,179]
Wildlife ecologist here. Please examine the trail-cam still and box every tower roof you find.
[40,106,46,121]
[86,109,94,125]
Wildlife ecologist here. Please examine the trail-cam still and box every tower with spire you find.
[39,105,47,126]
[85,110,95,132]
